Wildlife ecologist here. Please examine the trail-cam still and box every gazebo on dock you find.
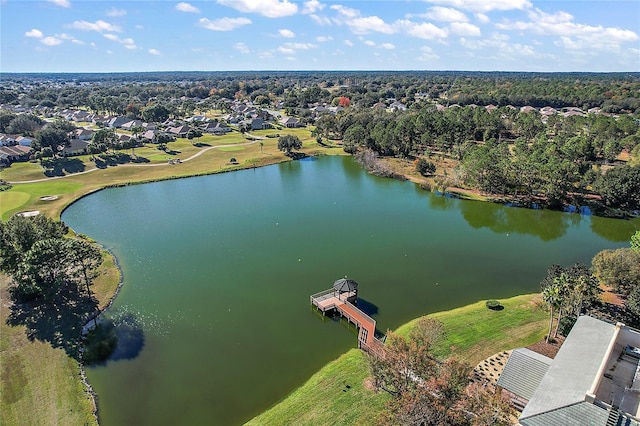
[333,278,358,304]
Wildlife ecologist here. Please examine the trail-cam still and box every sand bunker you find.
[18,211,40,217]
[40,195,59,201]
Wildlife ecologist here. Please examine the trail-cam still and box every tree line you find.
[314,104,640,214]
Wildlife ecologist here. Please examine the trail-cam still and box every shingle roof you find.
[497,348,552,401]
[520,316,617,420]
[520,401,608,426]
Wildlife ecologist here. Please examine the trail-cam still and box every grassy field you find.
[247,293,547,425]
[0,252,121,426]
[0,128,332,220]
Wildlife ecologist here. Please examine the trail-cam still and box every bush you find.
[416,158,436,177]
[485,300,503,310]
[557,315,577,336]
[83,320,118,365]
[230,157,238,164]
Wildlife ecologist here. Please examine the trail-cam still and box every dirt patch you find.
[526,336,565,359]
[363,377,376,391]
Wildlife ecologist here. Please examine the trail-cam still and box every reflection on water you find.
[62,156,637,425]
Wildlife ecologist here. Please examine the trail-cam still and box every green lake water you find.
[61,156,637,425]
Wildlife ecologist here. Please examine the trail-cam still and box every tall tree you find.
[277,134,302,156]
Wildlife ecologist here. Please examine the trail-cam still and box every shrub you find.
[416,158,436,177]
[557,315,577,336]
[230,157,238,164]
[485,300,503,310]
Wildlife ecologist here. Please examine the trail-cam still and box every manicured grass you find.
[0,252,120,426]
[397,293,548,365]
[245,349,388,426]
[246,294,547,425]
[0,129,332,219]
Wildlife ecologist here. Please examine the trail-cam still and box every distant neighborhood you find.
[0,95,612,166]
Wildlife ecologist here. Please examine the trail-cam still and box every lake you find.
[61,156,636,425]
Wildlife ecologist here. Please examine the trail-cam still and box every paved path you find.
[8,139,261,184]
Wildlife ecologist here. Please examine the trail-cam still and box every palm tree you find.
[542,283,560,343]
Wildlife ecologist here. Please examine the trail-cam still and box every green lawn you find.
[0,128,332,219]
[0,251,120,426]
[247,294,547,425]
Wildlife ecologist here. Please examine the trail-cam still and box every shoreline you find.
[78,245,125,424]
[5,148,635,424]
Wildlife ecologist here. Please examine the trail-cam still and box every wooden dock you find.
[310,288,385,356]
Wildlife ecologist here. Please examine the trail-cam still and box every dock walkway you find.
[310,289,384,356]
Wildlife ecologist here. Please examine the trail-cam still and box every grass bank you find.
[0,129,337,220]
[247,293,547,425]
[0,252,121,426]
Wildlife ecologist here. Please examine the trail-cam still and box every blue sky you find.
[1,0,639,73]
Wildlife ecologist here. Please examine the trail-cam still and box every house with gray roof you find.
[499,316,640,426]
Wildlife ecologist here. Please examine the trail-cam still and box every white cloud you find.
[310,14,331,26]
[103,33,136,49]
[282,42,316,50]
[149,48,161,55]
[72,39,85,45]
[41,36,63,46]
[450,22,481,36]
[277,42,317,55]
[234,42,250,54]
[198,17,252,31]
[302,0,324,14]
[316,35,333,42]
[330,4,359,19]
[25,28,44,38]
[344,39,353,46]
[398,20,448,39]
[418,46,440,61]
[48,0,70,8]
[424,6,468,22]
[426,0,532,12]
[176,2,200,13]
[71,20,121,32]
[106,8,127,17]
[380,42,395,50]
[475,13,490,24]
[496,8,639,50]
[278,46,295,54]
[364,40,376,46]
[217,0,297,18]
[459,32,537,59]
[279,29,295,38]
[348,16,395,34]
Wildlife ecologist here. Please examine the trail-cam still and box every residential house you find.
[167,125,190,138]
[203,121,231,135]
[71,110,91,122]
[0,145,32,164]
[16,136,32,146]
[280,117,302,128]
[389,101,407,111]
[0,134,18,146]
[520,106,537,113]
[71,128,94,141]
[498,315,640,426]
[107,116,130,129]
[121,120,144,131]
[248,118,269,131]
[141,130,157,142]
[60,139,90,157]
